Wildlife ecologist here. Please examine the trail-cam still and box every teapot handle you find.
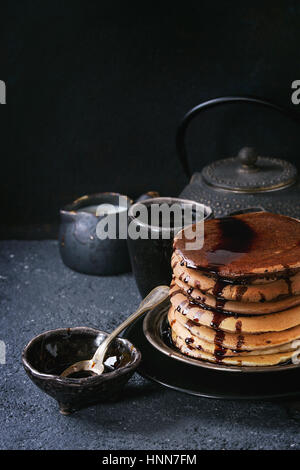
[176,95,300,179]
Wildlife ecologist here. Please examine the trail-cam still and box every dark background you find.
[2,1,300,235]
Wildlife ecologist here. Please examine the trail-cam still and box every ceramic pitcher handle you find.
[176,96,300,179]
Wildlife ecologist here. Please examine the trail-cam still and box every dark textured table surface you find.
[1,240,300,450]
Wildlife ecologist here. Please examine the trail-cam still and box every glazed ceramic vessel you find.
[22,327,141,414]
[127,197,212,296]
[59,192,132,275]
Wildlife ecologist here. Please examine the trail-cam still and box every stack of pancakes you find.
[169,212,300,366]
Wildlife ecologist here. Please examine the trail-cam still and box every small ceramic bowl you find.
[59,192,133,275]
[22,327,141,415]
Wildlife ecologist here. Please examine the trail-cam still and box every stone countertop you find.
[0,240,300,450]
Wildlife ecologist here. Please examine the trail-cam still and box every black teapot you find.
[177,96,300,218]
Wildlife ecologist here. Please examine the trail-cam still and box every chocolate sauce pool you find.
[205,216,255,273]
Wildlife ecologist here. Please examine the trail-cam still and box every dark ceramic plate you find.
[123,310,300,400]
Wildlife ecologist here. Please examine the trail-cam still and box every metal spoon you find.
[60,285,169,378]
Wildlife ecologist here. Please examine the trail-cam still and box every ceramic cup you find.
[127,197,212,297]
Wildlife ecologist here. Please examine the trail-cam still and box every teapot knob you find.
[238,147,258,168]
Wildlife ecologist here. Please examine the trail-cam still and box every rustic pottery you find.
[22,327,141,415]
[127,197,212,297]
[59,192,132,275]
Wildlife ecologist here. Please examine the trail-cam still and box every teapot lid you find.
[201,147,297,193]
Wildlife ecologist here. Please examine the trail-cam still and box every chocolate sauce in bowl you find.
[67,370,98,379]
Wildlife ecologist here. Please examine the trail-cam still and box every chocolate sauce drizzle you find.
[283,265,293,297]
[177,216,268,285]
[259,292,266,303]
[185,337,194,345]
[214,329,227,362]
[212,278,227,310]
[186,319,196,329]
[235,320,244,351]
[210,311,227,362]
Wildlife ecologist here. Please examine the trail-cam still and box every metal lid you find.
[201,147,297,193]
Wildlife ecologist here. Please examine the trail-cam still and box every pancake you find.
[171,252,300,302]
[168,307,300,350]
[171,251,287,285]
[173,277,300,314]
[171,249,286,287]
[173,212,300,280]
[170,315,297,357]
[169,288,300,333]
[172,331,296,367]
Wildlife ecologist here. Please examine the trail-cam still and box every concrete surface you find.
[0,240,300,450]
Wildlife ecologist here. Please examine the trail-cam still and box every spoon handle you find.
[92,285,170,364]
